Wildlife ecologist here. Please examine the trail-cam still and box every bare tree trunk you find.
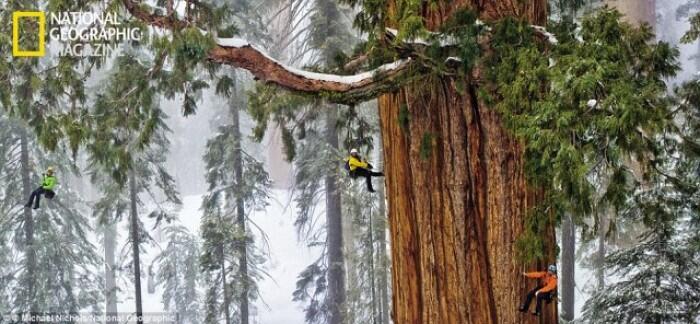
[342,188,356,324]
[20,130,38,324]
[218,245,232,324]
[325,107,346,324]
[375,133,390,324]
[231,95,250,324]
[380,2,556,323]
[59,261,78,314]
[104,220,119,324]
[368,206,378,324]
[560,213,575,321]
[595,212,606,290]
[129,169,144,324]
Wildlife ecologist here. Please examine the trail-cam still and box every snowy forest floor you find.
[104,189,602,323]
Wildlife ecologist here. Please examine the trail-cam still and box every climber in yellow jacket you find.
[345,148,384,192]
[24,167,57,210]
[519,264,558,316]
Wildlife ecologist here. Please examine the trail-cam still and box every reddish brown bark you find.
[379,1,557,323]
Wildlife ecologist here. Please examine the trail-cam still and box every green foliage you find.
[437,9,481,73]
[682,13,700,44]
[0,116,103,314]
[419,132,434,160]
[173,28,216,66]
[582,175,700,322]
[201,76,271,322]
[88,54,165,185]
[479,10,682,260]
[155,226,202,323]
[397,104,410,131]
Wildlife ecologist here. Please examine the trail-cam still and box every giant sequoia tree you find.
[120,2,556,323]
[8,0,684,323]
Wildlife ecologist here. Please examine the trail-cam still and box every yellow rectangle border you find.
[13,11,46,57]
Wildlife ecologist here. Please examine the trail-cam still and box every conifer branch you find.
[121,0,417,103]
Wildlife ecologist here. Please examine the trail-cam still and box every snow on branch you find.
[531,25,559,45]
[386,23,558,46]
[121,0,415,103]
[215,38,411,85]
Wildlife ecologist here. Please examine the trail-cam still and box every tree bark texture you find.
[379,2,556,323]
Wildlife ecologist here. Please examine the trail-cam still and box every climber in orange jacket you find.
[519,264,558,316]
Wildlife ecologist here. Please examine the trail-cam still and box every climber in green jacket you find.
[24,167,57,210]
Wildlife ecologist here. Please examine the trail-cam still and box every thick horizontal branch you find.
[210,39,414,102]
[121,0,415,103]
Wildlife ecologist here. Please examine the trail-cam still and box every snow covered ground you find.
[116,190,315,324]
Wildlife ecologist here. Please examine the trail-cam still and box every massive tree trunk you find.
[325,107,346,324]
[230,92,250,324]
[129,169,144,324]
[20,130,38,324]
[378,2,556,323]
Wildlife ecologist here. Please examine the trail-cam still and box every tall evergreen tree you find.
[0,0,109,320]
[89,53,182,324]
[0,117,103,317]
[582,11,700,322]
[200,73,271,324]
[581,178,700,322]
[338,103,390,324]
[154,225,202,323]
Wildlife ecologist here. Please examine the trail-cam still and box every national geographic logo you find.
[12,11,46,57]
[12,11,142,57]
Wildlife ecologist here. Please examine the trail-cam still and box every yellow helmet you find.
[46,167,55,174]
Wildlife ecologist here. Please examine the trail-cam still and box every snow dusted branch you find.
[385,23,558,46]
[210,38,414,101]
[531,25,559,44]
[121,0,416,103]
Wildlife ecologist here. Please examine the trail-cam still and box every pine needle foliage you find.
[581,12,700,322]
